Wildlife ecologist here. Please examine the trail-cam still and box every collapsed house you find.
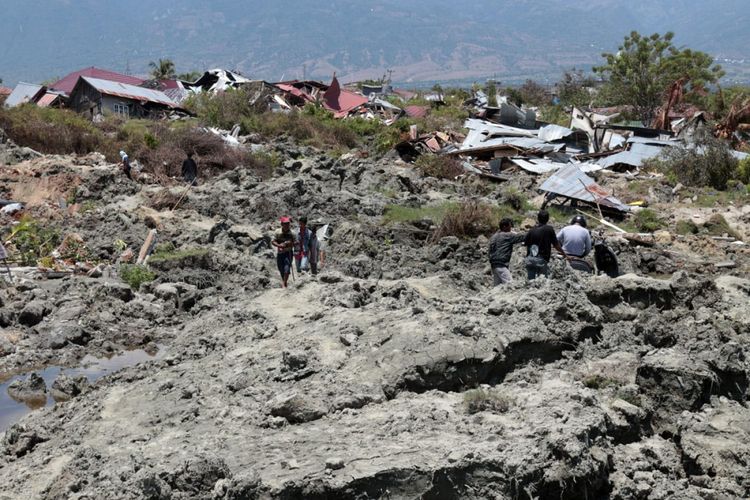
[68,77,184,119]
[182,69,253,93]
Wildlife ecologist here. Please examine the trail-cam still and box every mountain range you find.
[1,0,748,87]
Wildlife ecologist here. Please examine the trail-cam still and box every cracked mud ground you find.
[0,141,749,499]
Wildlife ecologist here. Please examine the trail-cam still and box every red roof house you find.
[50,67,145,96]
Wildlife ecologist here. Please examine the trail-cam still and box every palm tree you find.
[148,59,176,80]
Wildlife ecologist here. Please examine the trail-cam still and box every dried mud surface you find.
[0,137,749,499]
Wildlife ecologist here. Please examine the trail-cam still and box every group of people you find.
[271,216,327,288]
[488,210,592,286]
[119,150,198,184]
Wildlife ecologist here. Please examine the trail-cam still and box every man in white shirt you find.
[557,215,592,258]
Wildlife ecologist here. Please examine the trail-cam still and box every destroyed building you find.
[68,77,183,119]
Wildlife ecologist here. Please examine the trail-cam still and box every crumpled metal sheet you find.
[510,158,603,174]
[537,124,574,142]
[539,164,630,212]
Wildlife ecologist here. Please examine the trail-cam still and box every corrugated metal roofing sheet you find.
[81,77,178,108]
[597,142,668,169]
[404,105,429,118]
[510,158,603,175]
[539,164,630,212]
[4,82,45,107]
[36,92,62,108]
[51,67,144,95]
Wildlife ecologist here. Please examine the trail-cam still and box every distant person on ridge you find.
[524,210,566,280]
[488,218,526,286]
[181,152,198,184]
[272,216,296,288]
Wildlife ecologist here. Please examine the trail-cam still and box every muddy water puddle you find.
[0,347,164,433]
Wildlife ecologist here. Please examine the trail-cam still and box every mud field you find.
[0,135,749,499]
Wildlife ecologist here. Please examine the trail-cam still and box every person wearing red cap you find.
[272,216,297,287]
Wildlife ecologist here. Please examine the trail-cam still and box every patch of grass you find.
[382,202,456,224]
[703,214,740,239]
[149,247,210,263]
[413,154,464,179]
[675,219,699,235]
[0,105,106,155]
[79,200,97,214]
[463,388,512,414]
[583,375,621,390]
[431,200,501,241]
[615,389,642,407]
[501,186,531,211]
[119,264,155,290]
[633,209,664,233]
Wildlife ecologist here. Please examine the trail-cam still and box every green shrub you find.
[737,157,750,184]
[5,216,61,266]
[119,264,155,290]
[633,209,664,232]
[0,105,106,155]
[463,388,511,414]
[675,219,699,235]
[650,128,738,190]
[703,214,740,239]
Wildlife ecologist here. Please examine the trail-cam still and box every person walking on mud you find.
[272,217,296,288]
[488,218,526,286]
[524,210,566,280]
[119,150,133,180]
[181,152,198,184]
[295,216,314,273]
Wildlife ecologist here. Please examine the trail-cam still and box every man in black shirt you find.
[524,210,566,280]
[488,218,526,286]
[181,152,198,184]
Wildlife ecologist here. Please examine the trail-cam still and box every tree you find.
[557,69,595,108]
[594,31,724,124]
[177,71,202,83]
[486,80,498,107]
[518,79,548,107]
[148,59,177,80]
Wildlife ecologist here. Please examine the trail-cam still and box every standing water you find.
[0,347,164,432]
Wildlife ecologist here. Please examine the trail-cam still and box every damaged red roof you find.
[0,86,12,96]
[405,105,430,118]
[51,67,145,96]
[322,76,368,118]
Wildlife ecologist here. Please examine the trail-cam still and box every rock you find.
[18,300,50,327]
[87,264,105,278]
[636,349,716,431]
[7,373,47,404]
[339,333,358,346]
[265,392,327,424]
[50,374,89,401]
[154,283,179,303]
[106,282,134,302]
[653,230,673,245]
[325,457,345,470]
